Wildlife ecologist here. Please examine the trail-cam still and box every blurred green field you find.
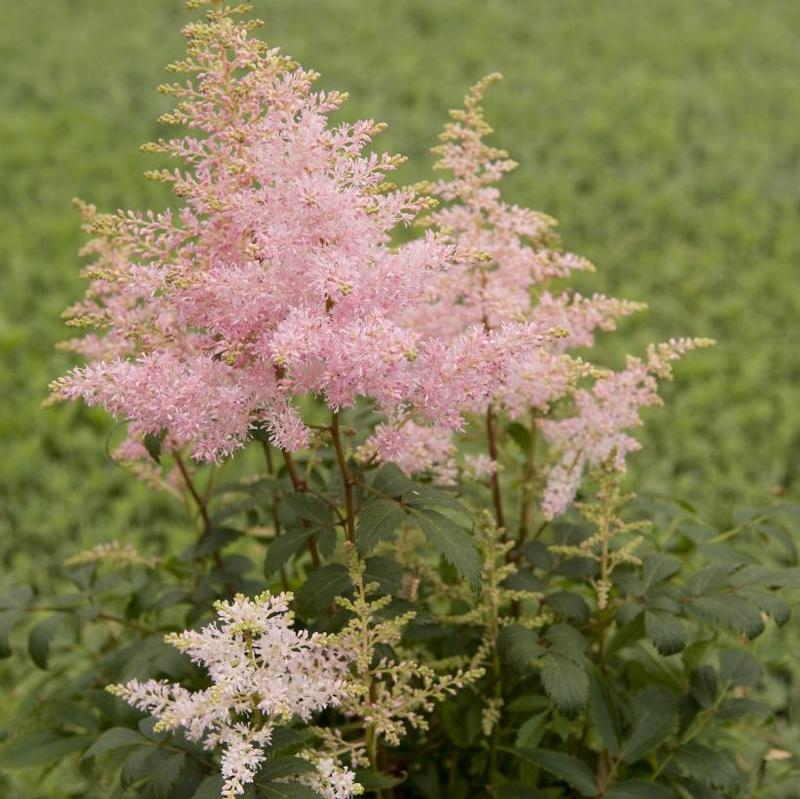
[2,0,799,577]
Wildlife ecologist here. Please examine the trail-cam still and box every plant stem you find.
[517,410,538,545]
[173,450,211,531]
[650,683,731,782]
[596,753,621,796]
[282,448,306,492]
[173,450,226,572]
[281,448,321,568]
[261,442,289,590]
[486,404,506,535]
[330,411,356,544]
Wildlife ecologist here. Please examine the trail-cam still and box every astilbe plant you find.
[2,3,799,799]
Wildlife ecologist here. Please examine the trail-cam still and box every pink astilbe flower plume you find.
[414,73,645,412]
[539,337,714,519]
[410,74,710,517]
[50,4,516,464]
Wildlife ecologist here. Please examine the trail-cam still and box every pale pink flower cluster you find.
[539,338,712,519]
[411,73,708,516]
[358,420,458,485]
[463,454,498,480]
[51,11,531,463]
[108,592,356,799]
[414,74,643,371]
[357,319,546,481]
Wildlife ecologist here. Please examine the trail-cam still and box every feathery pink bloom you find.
[404,74,707,519]
[52,11,513,464]
[539,338,713,518]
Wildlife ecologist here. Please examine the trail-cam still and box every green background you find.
[2,0,799,576]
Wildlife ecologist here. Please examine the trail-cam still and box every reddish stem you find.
[173,450,225,571]
[262,442,290,590]
[281,448,321,568]
[486,405,506,536]
[330,411,356,544]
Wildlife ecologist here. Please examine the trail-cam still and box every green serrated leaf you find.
[259,755,316,781]
[498,625,545,672]
[150,751,186,798]
[121,746,158,790]
[294,564,350,617]
[645,610,687,656]
[269,727,315,752]
[545,623,588,658]
[212,496,271,524]
[514,712,549,749]
[317,527,337,560]
[193,776,224,799]
[681,640,712,672]
[589,671,621,757]
[0,730,94,769]
[0,585,33,611]
[745,588,791,626]
[506,421,533,456]
[194,526,241,557]
[0,609,24,658]
[673,742,739,790]
[354,769,402,790]
[719,648,762,686]
[621,690,678,762]
[82,727,149,760]
[363,556,404,595]
[371,463,413,498]
[282,494,334,527]
[545,591,591,623]
[143,431,163,463]
[356,499,405,555]
[502,748,598,796]
[265,527,315,575]
[689,665,718,708]
[441,697,483,747]
[609,615,647,661]
[403,484,467,516]
[506,695,551,714]
[716,697,770,721]
[413,509,480,587]
[541,653,589,718]
[642,554,682,592]
[685,564,738,595]
[685,594,765,639]
[28,612,63,669]
[540,624,590,717]
[520,540,553,571]
[615,602,643,626]
[606,780,675,799]
[503,569,543,593]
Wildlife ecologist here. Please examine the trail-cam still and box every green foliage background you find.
[2,0,799,579]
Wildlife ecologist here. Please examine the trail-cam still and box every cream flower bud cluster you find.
[108,592,355,799]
